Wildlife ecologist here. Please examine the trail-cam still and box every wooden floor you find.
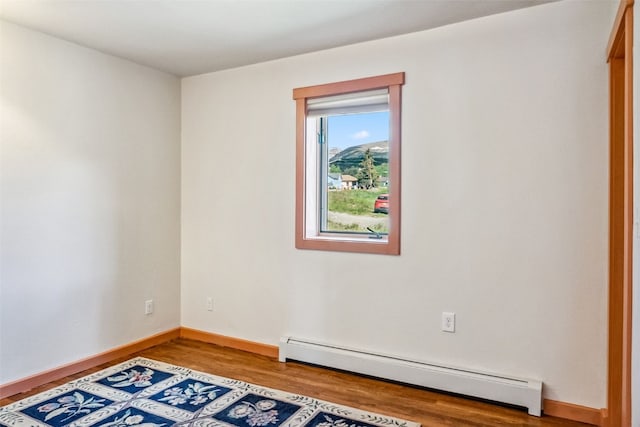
[0,339,591,427]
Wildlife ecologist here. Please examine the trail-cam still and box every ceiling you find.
[0,0,554,77]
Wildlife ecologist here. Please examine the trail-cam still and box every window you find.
[293,72,404,254]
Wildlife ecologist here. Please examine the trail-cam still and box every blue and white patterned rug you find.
[0,357,420,427]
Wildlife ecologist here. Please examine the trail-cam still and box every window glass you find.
[321,111,390,235]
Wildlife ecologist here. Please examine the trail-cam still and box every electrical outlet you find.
[442,312,455,332]
[145,299,154,315]
[206,297,213,311]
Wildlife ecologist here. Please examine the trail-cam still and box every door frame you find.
[606,1,634,426]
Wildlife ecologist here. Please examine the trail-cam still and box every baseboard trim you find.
[179,327,279,359]
[543,399,605,426]
[0,328,180,400]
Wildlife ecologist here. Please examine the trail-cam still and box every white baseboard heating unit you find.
[279,336,542,416]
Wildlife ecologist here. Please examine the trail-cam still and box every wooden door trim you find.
[608,0,634,61]
[606,1,634,426]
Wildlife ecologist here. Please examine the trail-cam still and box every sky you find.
[327,111,389,150]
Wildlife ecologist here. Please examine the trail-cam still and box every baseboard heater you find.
[279,336,542,416]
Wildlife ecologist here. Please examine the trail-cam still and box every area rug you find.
[0,357,420,427]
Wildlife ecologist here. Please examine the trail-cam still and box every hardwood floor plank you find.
[0,339,592,427]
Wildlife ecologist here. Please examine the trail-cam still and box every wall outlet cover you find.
[442,312,455,332]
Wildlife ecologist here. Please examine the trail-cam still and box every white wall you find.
[181,1,616,409]
[0,21,181,384]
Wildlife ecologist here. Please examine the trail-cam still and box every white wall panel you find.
[181,1,616,408]
[0,21,181,383]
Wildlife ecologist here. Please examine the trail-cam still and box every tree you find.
[329,164,342,173]
[343,166,359,177]
[375,163,388,177]
[356,149,379,189]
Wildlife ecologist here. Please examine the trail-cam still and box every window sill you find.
[296,235,399,255]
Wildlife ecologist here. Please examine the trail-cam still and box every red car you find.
[374,194,389,214]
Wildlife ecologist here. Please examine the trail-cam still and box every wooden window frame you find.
[293,73,405,255]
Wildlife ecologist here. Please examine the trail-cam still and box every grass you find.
[327,220,388,233]
[326,188,389,233]
[327,221,360,231]
[327,188,388,215]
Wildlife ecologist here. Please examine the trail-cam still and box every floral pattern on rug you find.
[149,379,232,413]
[0,357,420,427]
[20,390,113,426]
[96,365,174,394]
[94,407,174,427]
[214,393,302,427]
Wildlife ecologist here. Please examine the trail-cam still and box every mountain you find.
[329,140,388,169]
